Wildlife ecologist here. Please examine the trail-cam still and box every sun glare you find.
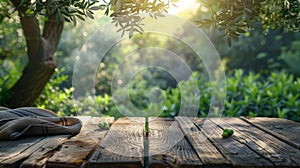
[168,0,200,16]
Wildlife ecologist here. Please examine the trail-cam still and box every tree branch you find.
[43,13,64,57]
[10,0,41,61]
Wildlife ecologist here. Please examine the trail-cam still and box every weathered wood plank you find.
[212,117,300,167]
[148,117,202,168]
[176,117,230,167]
[193,118,273,167]
[0,137,44,168]
[241,117,300,149]
[2,117,300,168]
[47,117,114,168]
[0,135,68,168]
[0,137,41,162]
[88,117,144,168]
[20,135,69,168]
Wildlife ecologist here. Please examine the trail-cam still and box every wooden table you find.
[1,116,300,168]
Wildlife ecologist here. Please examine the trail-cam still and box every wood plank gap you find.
[176,118,203,163]
[212,118,300,167]
[149,117,202,168]
[176,117,230,167]
[20,135,69,168]
[193,118,233,164]
[88,117,144,168]
[209,119,275,166]
[208,118,276,167]
[144,135,149,168]
[47,117,114,168]
[240,116,300,150]
[193,118,273,167]
[144,117,149,168]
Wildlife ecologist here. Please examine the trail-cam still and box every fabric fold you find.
[0,107,82,140]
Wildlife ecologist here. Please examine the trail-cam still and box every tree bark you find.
[2,0,64,108]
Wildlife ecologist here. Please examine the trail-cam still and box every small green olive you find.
[98,121,109,129]
[227,129,234,136]
[222,132,229,138]
[222,128,234,138]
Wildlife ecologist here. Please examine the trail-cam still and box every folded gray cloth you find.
[0,107,82,140]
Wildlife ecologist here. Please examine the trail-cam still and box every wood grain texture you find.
[88,117,144,168]
[0,135,68,168]
[0,137,44,168]
[193,118,273,167]
[20,135,69,168]
[213,117,300,167]
[1,117,300,168]
[241,116,300,149]
[47,117,114,168]
[148,117,202,168]
[176,117,230,167]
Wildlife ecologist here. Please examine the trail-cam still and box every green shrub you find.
[35,68,75,116]
[35,68,116,117]
[160,69,300,121]
[225,70,300,121]
[34,68,300,122]
[74,94,116,117]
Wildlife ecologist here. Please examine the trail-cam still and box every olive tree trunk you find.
[3,0,64,108]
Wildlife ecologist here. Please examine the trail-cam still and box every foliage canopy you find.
[1,0,299,44]
[196,0,300,46]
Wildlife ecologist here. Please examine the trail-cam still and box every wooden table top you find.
[1,116,300,168]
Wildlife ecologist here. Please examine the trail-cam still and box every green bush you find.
[74,93,116,117]
[34,68,75,116]
[225,70,300,121]
[161,69,300,121]
[34,68,300,122]
[35,68,116,117]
